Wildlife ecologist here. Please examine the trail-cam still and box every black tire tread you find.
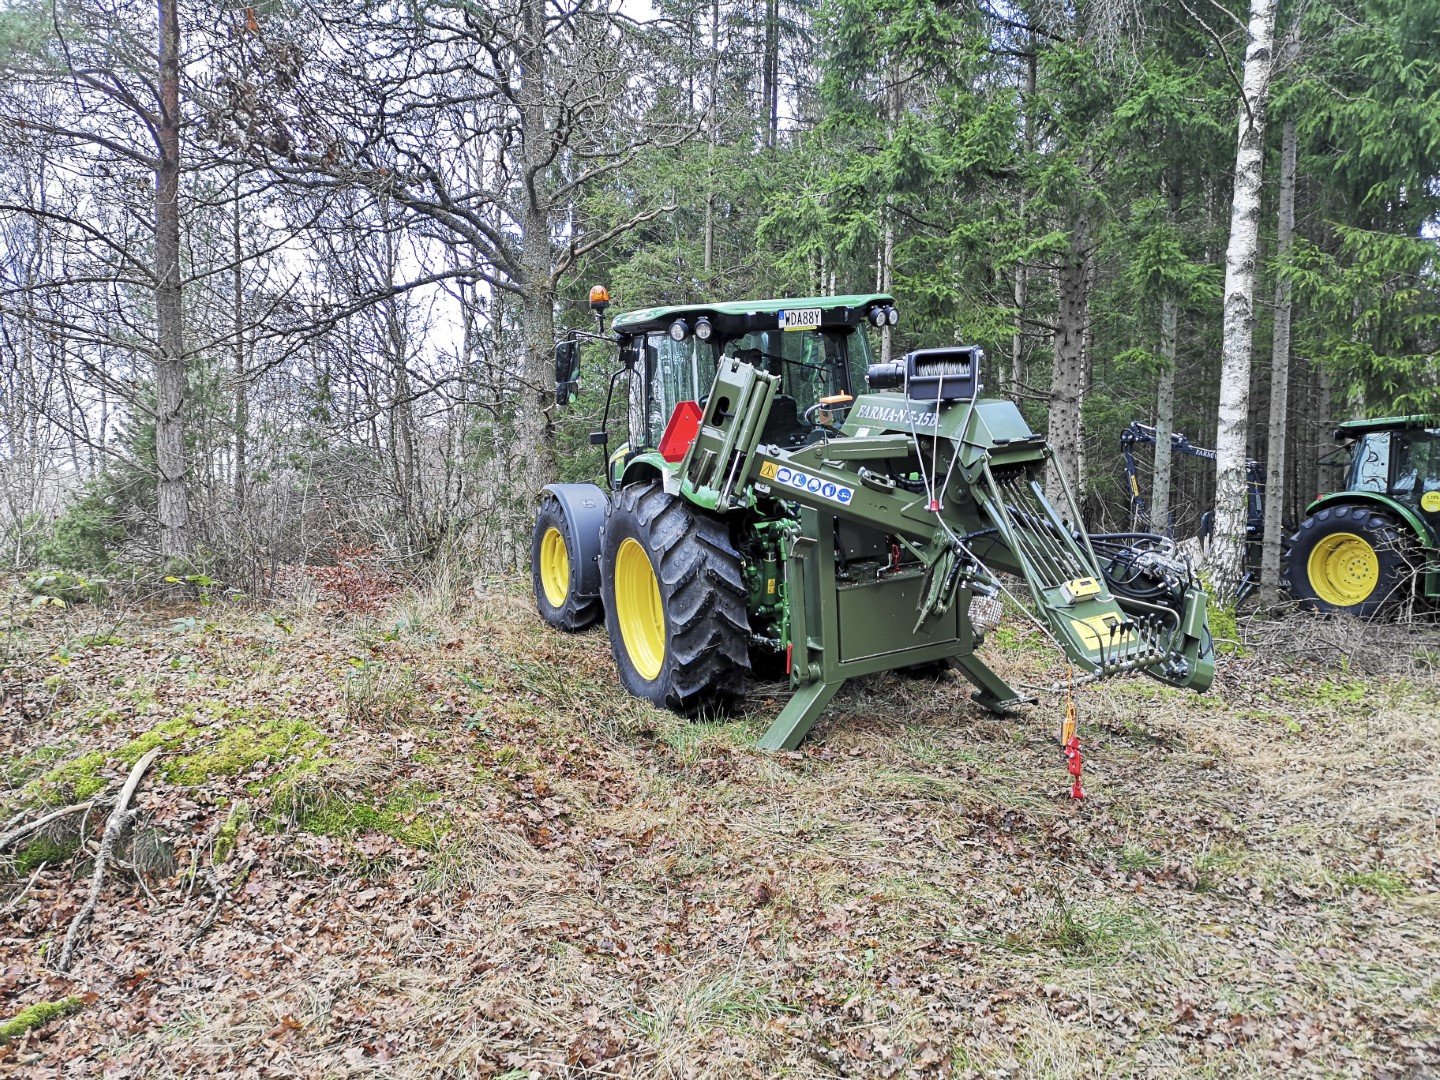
[1282,503,1418,616]
[601,482,751,711]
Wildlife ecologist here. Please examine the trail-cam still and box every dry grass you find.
[0,579,1437,1076]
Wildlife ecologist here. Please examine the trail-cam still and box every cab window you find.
[1391,429,1440,506]
[1349,433,1391,493]
[637,332,719,448]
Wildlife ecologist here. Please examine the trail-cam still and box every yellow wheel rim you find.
[614,537,665,681]
[1307,531,1380,607]
[539,526,570,608]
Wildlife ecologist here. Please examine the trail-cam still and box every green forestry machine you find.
[1283,416,1440,616]
[532,291,1216,759]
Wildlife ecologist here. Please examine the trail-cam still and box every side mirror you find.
[554,340,580,405]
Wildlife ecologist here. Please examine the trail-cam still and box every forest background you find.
[1,0,1437,600]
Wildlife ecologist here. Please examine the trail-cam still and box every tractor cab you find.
[575,294,894,488]
[1336,416,1440,517]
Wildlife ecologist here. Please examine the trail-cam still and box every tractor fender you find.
[1300,491,1439,594]
[1303,491,1431,547]
[540,483,608,600]
[617,451,673,493]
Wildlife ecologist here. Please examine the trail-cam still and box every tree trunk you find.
[703,0,719,274]
[1152,177,1183,533]
[1047,211,1090,506]
[762,0,779,148]
[1152,295,1178,533]
[1207,0,1275,598]
[154,0,190,561]
[879,74,900,363]
[1011,46,1036,394]
[232,173,247,514]
[516,0,557,502]
[1260,116,1297,602]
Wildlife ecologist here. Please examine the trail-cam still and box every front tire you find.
[600,482,750,712]
[1283,503,1417,617]
[531,493,603,631]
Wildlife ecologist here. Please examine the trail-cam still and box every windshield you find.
[1391,429,1440,508]
[628,324,873,451]
[722,328,867,405]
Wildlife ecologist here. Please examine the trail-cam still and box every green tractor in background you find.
[531,290,1215,753]
[1284,416,1440,616]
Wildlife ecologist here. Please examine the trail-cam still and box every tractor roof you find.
[1333,415,1440,439]
[610,293,894,336]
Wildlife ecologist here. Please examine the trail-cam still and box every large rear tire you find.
[600,481,750,712]
[1283,503,1417,617]
[531,492,603,631]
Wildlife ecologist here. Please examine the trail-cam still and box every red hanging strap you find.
[1063,733,1085,801]
[1061,666,1085,801]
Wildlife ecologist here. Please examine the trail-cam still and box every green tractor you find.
[533,291,1216,751]
[1284,416,1440,616]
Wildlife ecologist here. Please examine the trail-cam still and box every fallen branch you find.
[55,748,161,973]
[184,857,254,948]
[0,800,99,853]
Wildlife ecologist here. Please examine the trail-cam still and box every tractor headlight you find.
[886,306,899,326]
[868,308,887,328]
[693,317,713,342]
[668,319,689,342]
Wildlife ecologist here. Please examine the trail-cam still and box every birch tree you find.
[1207,0,1276,597]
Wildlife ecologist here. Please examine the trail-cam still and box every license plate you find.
[780,308,821,331]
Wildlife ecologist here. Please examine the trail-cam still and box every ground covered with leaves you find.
[2,574,1438,1077]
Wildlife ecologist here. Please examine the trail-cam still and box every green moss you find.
[166,718,327,785]
[76,633,124,648]
[1305,678,1368,708]
[14,835,80,872]
[26,750,108,805]
[120,716,200,765]
[213,801,250,863]
[0,996,84,1043]
[23,711,328,806]
[1206,595,1243,656]
[297,783,449,850]
[989,625,1053,656]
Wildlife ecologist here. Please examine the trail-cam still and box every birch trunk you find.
[154,0,190,560]
[1207,0,1275,597]
[1260,116,1297,602]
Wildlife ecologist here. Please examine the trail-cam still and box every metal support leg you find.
[950,653,1033,713]
[759,678,843,750]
